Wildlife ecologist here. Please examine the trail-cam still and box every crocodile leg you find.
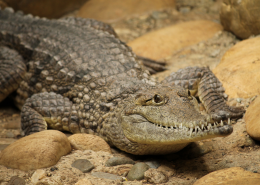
[162,66,245,121]
[21,92,81,135]
[0,46,26,102]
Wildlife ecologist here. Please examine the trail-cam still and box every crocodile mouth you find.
[121,114,233,145]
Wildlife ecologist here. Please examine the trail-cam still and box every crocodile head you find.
[120,85,232,148]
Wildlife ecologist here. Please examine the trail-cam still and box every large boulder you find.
[68,133,111,153]
[0,0,87,18]
[245,96,260,141]
[194,167,260,185]
[220,0,260,39]
[0,130,71,171]
[77,0,175,23]
[213,37,260,98]
[128,20,223,60]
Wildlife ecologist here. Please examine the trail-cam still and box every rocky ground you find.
[1,0,260,184]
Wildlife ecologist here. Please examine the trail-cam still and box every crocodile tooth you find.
[213,122,217,128]
[171,126,173,129]
[228,118,231,125]
[220,120,224,127]
[201,124,204,130]
[180,123,182,129]
[207,124,212,130]
[189,128,193,137]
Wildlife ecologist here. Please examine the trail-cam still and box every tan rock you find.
[245,96,260,140]
[68,134,111,153]
[75,178,93,185]
[194,167,260,185]
[31,169,46,184]
[220,0,260,39]
[213,37,260,98]
[77,0,175,23]
[128,20,223,60]
[3,0,87,18]
[0,130,71,171]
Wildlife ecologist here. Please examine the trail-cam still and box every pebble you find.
[144,168,168,184]
[31,169,46,184]
[68,134,111,153]
[7,176,25,185]
[105,157,135,167]
[194,167,260,185]
[127,162,150,181]
[71,159,95,173]
[75,178,93,185]
[144,161,160,169]
[91,172,122,180]
[0,130,71,171]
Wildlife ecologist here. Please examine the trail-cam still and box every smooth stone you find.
[2,0,86,18]
[0,130,71,171]
[71,159,94,173]
[220,0,260,39]
[77,0,175,23]
[213,37,260,98]
[144,168,168,184]
[145,161,160,169]
[91,172,122,181]
[193,167,260,185]
[75,178,93,185]
[7,176,25,185]
[245,96,260,141]
[128,20,223,60]
[105,157,135,167]
[127,162,150,181]
[31,169,46,184]
[68,133,111,153]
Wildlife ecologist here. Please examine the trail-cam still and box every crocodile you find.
[0,8,244,155]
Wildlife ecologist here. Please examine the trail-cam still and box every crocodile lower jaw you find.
[122,114,233,145]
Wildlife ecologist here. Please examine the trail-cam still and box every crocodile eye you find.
[153,94,163,103]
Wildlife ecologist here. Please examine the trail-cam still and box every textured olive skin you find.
[0,8,244,155]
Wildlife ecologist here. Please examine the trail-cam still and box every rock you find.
[220,0,260,39]
[75,178,93,185]
[31,169,46,184]
[91,172,122,181]
[2,0,87,18]
[7,176,25,185]
[213,37,260,98]
[77,0,175,23]
[71,159,95,173]
[145,161,160,169]
[105,157,135,167]
[0,130,71,171]
[128,20,223,60]
[144,168,168,184]
[127,162,150,181]
[245,96,260,141]
[68,133,111,153]
[193,167,260,185]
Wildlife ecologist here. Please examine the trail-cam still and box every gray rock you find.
[145,161,160,169]
[127,162,150,181]
[7,176,25,185]
[91,172,122,180]
[105,157,135,167]
[71,159,94,173]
